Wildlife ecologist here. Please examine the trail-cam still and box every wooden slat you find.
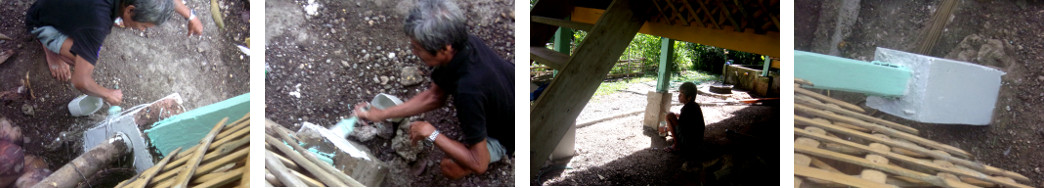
[795,100,918,134]
[794,166,897,188]
[796,116,1029,182]
[271,126,365,186]
[531,16,594,31]
[794,86,865,113]
[265,152,307,187]
[264,134,349,187]
[796,129,1033,188]
[531,0,647,178]
[530,47,570,70]
[173,117,229,188]
[796,105,969,158]
[795,144,977,188]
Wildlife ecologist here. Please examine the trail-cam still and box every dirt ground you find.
[532,80,780,186]
[264,0,514,186]
[0,0,249,182]
[797,0,1044,186]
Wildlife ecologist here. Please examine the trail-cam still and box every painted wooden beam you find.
[531,0,647,177]
[656,37,674,92]
[533,16,593,31]
[531,47,569,70]
[794,50,911,97]
[570,7,779,57]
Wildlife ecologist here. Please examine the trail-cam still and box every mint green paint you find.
[145,93,250,157]
[656,37,674,92]
[761,56,771,77]
[794,51,911,97]
[330,117,358,138]
[307,147,335,165]
[553,26,572,77]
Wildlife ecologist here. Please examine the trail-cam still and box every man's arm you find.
[58,38,123,105]
[173,0,203,36]
[72,57,123,105]
[409,122,490,174]
[356,83,447,121]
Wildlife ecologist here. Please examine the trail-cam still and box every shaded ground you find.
[264,0,514,186]
[532,80,780,186]
[0,0,249,181]
[797,0,1044,186]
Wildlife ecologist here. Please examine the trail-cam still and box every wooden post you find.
[531,0,648,177]
[656,37,674,92]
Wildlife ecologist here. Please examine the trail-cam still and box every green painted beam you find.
[145,93,250,157]
[656,37,674,92]
[794,51,911,97]
[553,26,572,77]
[761,55,771,77]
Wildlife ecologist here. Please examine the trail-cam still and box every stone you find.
[350,124,378,142]
[295,123,387,186]
[0,119,20,145]
[399,66,424,86]
[976,39,1014,69]
[14,168,51,188]
[380,76,389,85]
[19,104,32,116]
[0,141,24,177]
[391,128,423,162]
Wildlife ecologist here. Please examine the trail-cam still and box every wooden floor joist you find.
[530,0,649,177]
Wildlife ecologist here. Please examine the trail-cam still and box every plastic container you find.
[370,93,404,122]
[68,95,104,117]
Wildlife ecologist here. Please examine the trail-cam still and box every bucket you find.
[68,95,104,117]
[370,93,404,122]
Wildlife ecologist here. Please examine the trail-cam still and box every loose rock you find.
[399,66,424,86]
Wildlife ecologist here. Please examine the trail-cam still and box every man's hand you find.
[105,89,123,106]
[187,18,203,36]
[353,102,383,121]
[408,121,436,146]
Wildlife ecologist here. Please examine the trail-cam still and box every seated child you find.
[661,82,705,155]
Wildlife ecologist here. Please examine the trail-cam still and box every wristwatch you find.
[427,130,440,142]
[188,10,197,21]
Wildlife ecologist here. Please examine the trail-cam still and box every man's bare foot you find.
[41,44,71,81]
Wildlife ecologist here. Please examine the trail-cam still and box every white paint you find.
[303,0,320,16]
[300,122,371,161]
[867,48,1005,125]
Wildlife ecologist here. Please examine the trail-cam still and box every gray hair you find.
[403,0,468,54]
[124,0,175,25]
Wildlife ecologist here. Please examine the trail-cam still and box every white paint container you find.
[370,93,404,122]
[68,95,104,117]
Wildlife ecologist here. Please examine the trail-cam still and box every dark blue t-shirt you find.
[431,35,515,154]
[26,0,116,65]
[677,101,705,153]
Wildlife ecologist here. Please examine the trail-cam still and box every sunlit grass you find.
[592,71,720,99]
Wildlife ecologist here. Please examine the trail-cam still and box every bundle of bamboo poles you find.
[264,119,365,187]
[793,83,1032,188]
[114,113,250,188]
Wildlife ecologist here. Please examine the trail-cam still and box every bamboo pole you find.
[265,151,307,187]
[265,134,348,187]
[796,115,1029,182]
[796,105,969,158]
[797,97,919,134]
[173,117,229,188]
[271,126,365,186]
[795,86,865,113]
